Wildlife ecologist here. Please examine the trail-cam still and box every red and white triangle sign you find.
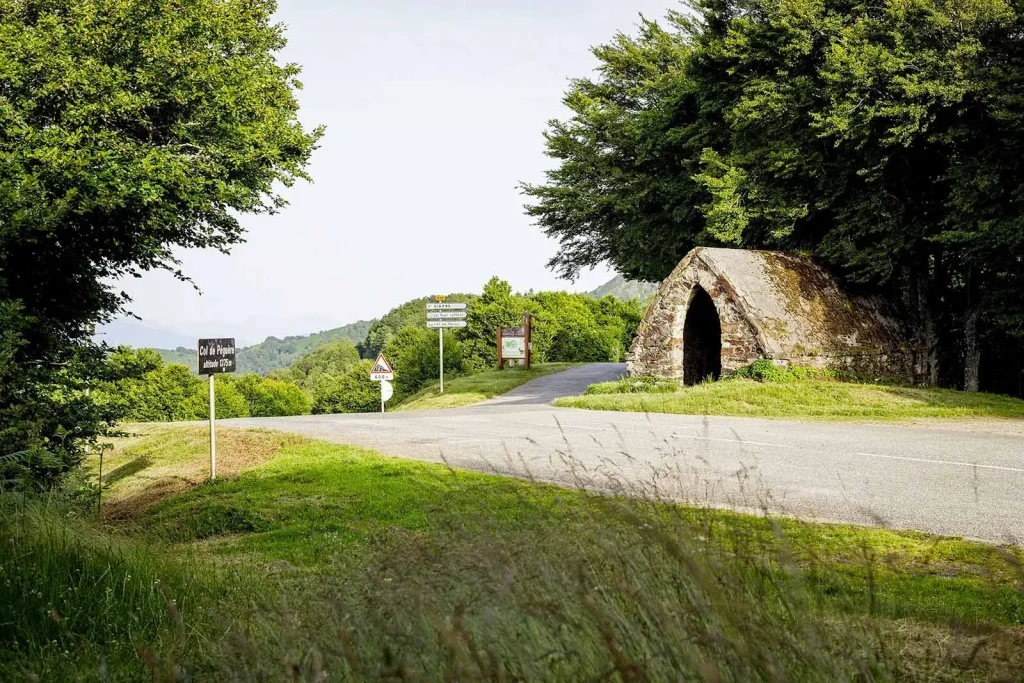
[371,354,394,375]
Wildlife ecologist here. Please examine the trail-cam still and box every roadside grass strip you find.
[556,377,1024,421]
[4,426,1022,680]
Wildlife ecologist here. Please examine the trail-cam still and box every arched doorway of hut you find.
[683,285,722,386]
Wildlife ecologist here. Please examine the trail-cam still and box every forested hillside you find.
[148,320,374,375]
[236,320,373,374]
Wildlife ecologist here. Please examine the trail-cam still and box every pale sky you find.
[104,0,676,347]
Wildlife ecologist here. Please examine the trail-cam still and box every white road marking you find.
[672,434,796,449]
[856,452,1024,474]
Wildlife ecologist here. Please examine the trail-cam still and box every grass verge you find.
[4,425,1022,680]
[556,377,1024,421]
[396,362,578,410]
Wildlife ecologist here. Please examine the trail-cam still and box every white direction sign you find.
[427,320,468,329]
[370,353,395,381]
[380,379,394,403]
[426,302,467,311]
[427,311,467,320]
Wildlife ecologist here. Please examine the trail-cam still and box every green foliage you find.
[153,347,197,372]
[0,0,320,486]
[524,1,1024,394]
[95,348,308,421]
[236,321,373,375]
[311,360,381,414]
[732,360,837,384]
[362,294,476,359]
[384,326,466,398]
[460,278,643,371]
[271,339,361,390]
[233,375,310,418]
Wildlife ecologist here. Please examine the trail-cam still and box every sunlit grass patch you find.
[557,378,1024,421]
[90,425,307,520]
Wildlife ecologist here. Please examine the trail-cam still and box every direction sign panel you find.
[370,353,394,381]
[427,311,467,320]
[198,338,236,375]
[426,302,468,311]
[427,320,468,329]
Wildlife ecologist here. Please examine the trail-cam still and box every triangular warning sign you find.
[371,354,394,374]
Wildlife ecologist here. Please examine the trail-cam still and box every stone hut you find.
[628,248,924,385]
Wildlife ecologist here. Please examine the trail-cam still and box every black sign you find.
[501,326,526,338]
[198,338,236,375]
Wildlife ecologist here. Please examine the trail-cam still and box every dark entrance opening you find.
[683,286,722,386]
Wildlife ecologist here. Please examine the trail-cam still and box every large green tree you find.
[0,0,321,486]
[524,0,1024,393]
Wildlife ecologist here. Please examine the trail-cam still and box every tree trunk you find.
[912,268,941,386]
[963,306,981,392]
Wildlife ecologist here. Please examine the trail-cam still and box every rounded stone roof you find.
[663,247,911,357]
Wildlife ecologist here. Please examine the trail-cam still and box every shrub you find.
[384,326,465,397]
[732,360,836,383]
[233,374,311,417]
[311,361,382,414]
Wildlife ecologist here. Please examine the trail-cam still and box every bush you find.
[384,326,465,397]
[732,360,837,383]
[311,361,382,414]
[233,374,311,417]
[272,339,360,390]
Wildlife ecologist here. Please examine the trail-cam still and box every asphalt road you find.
[225,363,1024,544]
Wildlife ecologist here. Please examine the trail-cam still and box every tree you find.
[461,278,532,370]
[384,326,465,397]
[525,1,1024,393]
[233,374,310,417]
[311,361,381,414]
[0,0,321,486]
[273,339,361,390]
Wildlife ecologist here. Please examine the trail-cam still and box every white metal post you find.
[439,328,444,394]
[209,373,216,480]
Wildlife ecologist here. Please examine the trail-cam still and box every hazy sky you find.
[107,0,676,345]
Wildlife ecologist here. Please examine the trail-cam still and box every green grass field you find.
[3,426,1022,680]
[556,377,1024,421]
[396,362,578,410]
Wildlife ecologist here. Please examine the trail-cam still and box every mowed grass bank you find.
[3,425,1023,681]
[556,376,1024,421]
[396,362,577,410]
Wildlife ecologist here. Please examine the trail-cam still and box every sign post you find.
[498,314,532,370]
[198,338,236,480]
[426,298,467,394]
[370,354,395,413]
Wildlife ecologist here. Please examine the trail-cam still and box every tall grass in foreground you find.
[4,433,1023,681]
[0,494,256,681]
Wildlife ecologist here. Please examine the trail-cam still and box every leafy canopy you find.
[0,0,321,485]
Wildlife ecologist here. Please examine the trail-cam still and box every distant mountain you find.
[588,275,659,302]
[95,318,197,350]
[142,320,374,375]
[235,320,374,375]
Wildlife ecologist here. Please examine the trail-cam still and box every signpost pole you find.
[209,374,216,480]
[439,328,444,394]
[525,313,532,370]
